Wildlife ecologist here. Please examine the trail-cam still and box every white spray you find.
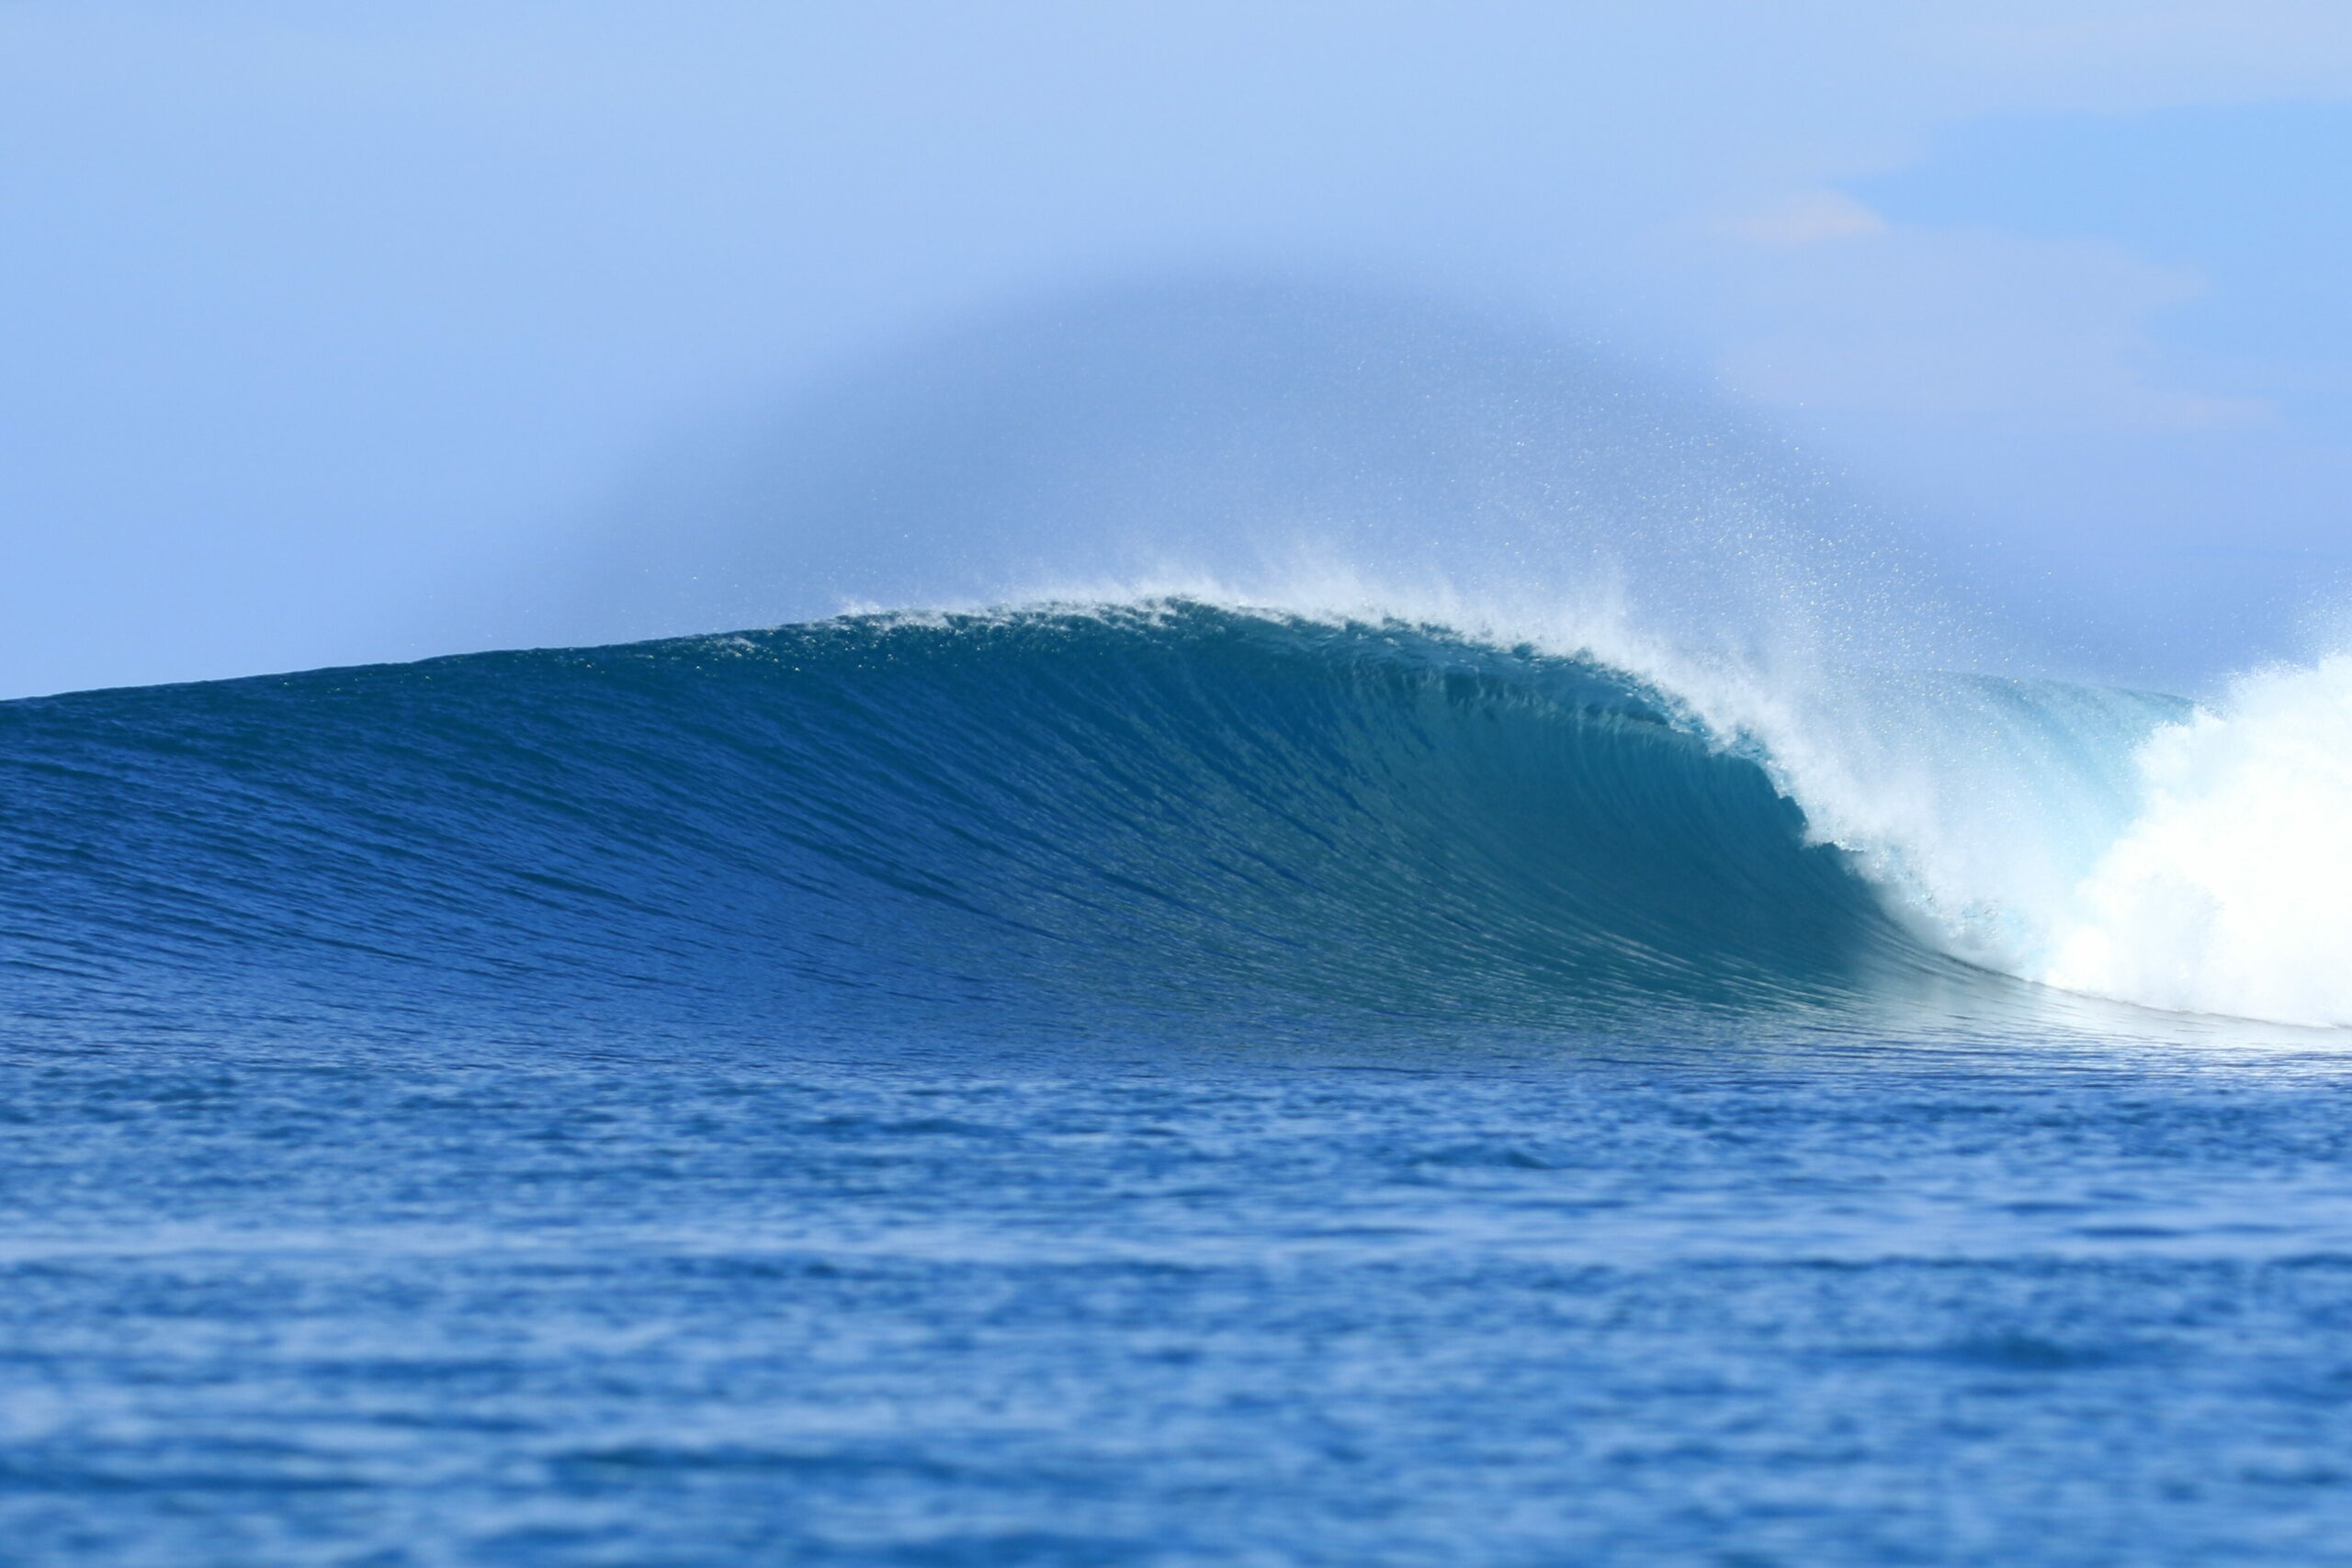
[2038,655,2352,1028]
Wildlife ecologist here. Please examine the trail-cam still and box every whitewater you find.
[1567,600,2352,1032]
[1447,591,2352,1032]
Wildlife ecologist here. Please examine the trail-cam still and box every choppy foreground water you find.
[14,1026,2352,1565]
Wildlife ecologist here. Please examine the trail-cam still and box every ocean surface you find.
[6,602,2352,1565]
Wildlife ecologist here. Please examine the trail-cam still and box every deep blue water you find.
[4,604,2350,1564]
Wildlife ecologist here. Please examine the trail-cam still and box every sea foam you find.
[2041,654,2352,1028]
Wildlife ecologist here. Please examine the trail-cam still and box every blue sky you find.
[1860,102,2351,397]
[5,1,2350,694]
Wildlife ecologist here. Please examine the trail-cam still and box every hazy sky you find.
[6,1,2350,695]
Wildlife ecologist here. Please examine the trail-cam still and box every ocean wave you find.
[0,600,2338,1039]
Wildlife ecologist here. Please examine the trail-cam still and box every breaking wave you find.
[6,598,2337,1046]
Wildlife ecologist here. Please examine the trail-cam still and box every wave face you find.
[32,597,2352,1043]
[1,603,2064,1052]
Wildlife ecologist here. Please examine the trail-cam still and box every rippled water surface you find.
[9,1024,2352,1565]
